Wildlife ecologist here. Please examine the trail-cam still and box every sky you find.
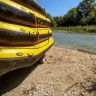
[38,0,82,16]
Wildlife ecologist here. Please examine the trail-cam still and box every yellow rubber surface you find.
[0,0,50,23]
[0,22,52,35]
[12,0,46,16]
[0,37,54,58]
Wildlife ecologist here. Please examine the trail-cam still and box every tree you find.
[46,13,52,20]
[77,0,96,25]
[46,13,57,27]
[47,0,96,27]
[77,0,95,17]
[53,16,62,27]
[79,17,87,25]
[87,8,96,25]
[58,8,78,26]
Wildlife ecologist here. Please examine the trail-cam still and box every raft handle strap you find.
[48,27,50,40]
[34,14,39,43]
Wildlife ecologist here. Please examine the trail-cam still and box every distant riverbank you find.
[52,25,96,33]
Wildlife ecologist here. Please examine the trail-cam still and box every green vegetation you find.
[52,25,96,33]
[47,0,96,33]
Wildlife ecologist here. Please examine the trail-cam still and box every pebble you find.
[58,83,61,85]
[64,94,67,96]
[44,93,48,96]
[47,61,51,64]
[50,83,53,85]
[29,94,32,96]
[56,87,59,90]
[81,92,85,95]
[56,78,59,81]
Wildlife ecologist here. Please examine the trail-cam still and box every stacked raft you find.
[0,0,54,75]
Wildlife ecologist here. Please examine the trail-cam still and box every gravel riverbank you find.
[0,47,96,96]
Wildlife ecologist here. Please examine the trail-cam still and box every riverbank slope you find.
[0,47,96,96]
[52,26,96,33]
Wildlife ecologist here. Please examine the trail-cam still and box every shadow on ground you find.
[0,62,39,95]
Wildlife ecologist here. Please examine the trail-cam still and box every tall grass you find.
[52,25,96,33]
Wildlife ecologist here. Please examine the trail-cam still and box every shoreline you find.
[53,31,96,36]
[51,26,96,34]
[53,44,96,55]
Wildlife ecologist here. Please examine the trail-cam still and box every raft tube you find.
[0,22,52,46]
[0,37,54,76]
[0,0,50,27]
[12,0,46,16]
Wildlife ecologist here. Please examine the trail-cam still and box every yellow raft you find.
[0,22,52,46]
[12,0,46,16]
[0,0,51,27]
[0,37,54,75]
[0,0,54,76]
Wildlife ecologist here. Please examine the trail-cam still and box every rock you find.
[50,83,53,85]
[47,61,51,64]
[44,93,48,96]
[58,83,61,85]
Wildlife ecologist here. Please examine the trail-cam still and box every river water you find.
[53,32,96,54]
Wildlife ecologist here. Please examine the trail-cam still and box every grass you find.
[52,25,96,33]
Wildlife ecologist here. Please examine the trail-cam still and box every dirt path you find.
[0,47,96,96]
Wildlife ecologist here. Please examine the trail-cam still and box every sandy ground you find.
[0,47,96,96]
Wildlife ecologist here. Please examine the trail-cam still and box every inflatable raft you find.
[0,0,50,27]
[0,0,54,76]
[12,0,46,16]
[0,37,54,75]
[0,22,52,46]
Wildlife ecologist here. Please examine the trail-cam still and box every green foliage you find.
[61,8,78,26]
[46,13,62,27]
[77,0,96,25]
[47,0,96,27]
[79,17,87,25]
[52,25,96,33]
[77,0,95,17]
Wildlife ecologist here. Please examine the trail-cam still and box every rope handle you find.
[46,17,50,40]
[48,27,50,40]
[34,14,39,43]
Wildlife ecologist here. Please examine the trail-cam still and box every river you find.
[53,32,96,54]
